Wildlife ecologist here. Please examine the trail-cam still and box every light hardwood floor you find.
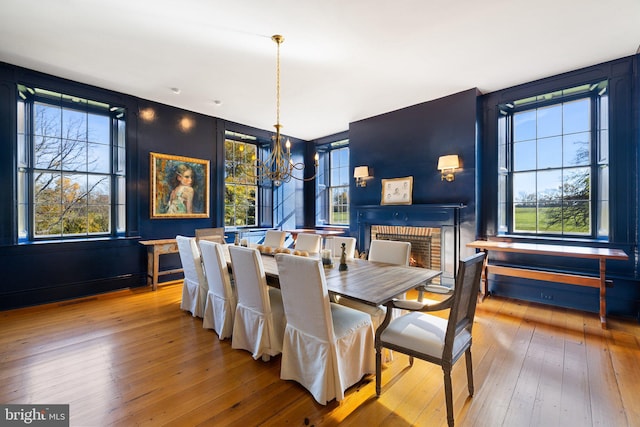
[1,282,639,426]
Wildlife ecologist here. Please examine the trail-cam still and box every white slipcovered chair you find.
[325,236,357,259]
[375,252,486,427]
[176,235,208,318]
[275,253,375,405]
[199,240,236,339]
[337,239,411,329]
[228,245,286,361]
[263,230,286,248]
[293,233,321,253]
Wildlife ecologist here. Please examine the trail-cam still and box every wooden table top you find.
[222,245,441,307]
[467,240,628,260]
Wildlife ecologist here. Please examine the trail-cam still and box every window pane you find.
[563,167,590,201]
[513,140,536,171]
[88,205,110,234]
[514,203,536,232]
[87,143,110,173]
[88,113,110,144]
[35,136,62,170]
[34,103,61,137]
[34,172,61,206]
[63,173,88,208]
[88,175,111,205]
[537,169,562,201]
[34,204,62,236]
[513,110,536,142]
[563,98,590,134]
[62,138,88,172]
[62,108,87,141]
[537,136,562,169]
[537,104,562,138]
[563,132,590,166]
[513,171,536,204]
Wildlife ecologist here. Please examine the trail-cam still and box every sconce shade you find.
[437,155,460,170]
[437,155,460,182]
[353,166,370,178]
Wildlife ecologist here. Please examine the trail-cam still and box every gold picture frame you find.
[150,152,210,219]
[381,176,413,205]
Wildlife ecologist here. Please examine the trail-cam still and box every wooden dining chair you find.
[176,235,208,318]
[275,253,375,404]
[293,233,321,253]
[263,230,286,248]
[228,245,286,361]
[375,252,486,427]
[199,240,236,339]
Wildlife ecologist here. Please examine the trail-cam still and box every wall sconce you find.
[354,166,372,187]
[437,155,460,181]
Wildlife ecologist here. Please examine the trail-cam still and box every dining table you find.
[222,244,442,318]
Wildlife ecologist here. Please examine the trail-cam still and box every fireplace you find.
[356,204,464,286]
[371,225,440,270]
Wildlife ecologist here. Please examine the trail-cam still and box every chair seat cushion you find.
[380,312,471,359]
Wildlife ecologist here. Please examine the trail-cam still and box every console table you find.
[139,239,183,291]
[467,240,628,329]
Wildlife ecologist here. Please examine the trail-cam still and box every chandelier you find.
[254,34,318,187]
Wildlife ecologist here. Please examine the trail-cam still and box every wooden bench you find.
[467,240,628,329]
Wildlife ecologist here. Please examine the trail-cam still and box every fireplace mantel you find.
[355,204,465,285]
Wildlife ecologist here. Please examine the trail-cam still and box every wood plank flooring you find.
[1,282,639,426]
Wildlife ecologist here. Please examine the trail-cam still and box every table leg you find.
[479,250,490,302]
[151,248,160,291]
[145,248,153,289]
[599,258,607,329]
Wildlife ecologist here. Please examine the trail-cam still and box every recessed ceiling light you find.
[170,87,181,94]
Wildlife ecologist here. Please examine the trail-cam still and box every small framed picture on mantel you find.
[381,176,413,205]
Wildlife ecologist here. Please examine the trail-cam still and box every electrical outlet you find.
[540,292,554,300]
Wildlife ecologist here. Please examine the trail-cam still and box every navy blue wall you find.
[348,88,480,256]
[0,63,306,310]
[478,55,639,318]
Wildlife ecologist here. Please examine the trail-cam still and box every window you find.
[224,132,257,227]
[316,141,349,225]
[497,81,609,239]
[17,85,126,241]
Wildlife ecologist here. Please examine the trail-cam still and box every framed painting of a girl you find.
[150,152,210,218]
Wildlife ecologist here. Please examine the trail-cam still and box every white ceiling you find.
[1,0,639,141]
